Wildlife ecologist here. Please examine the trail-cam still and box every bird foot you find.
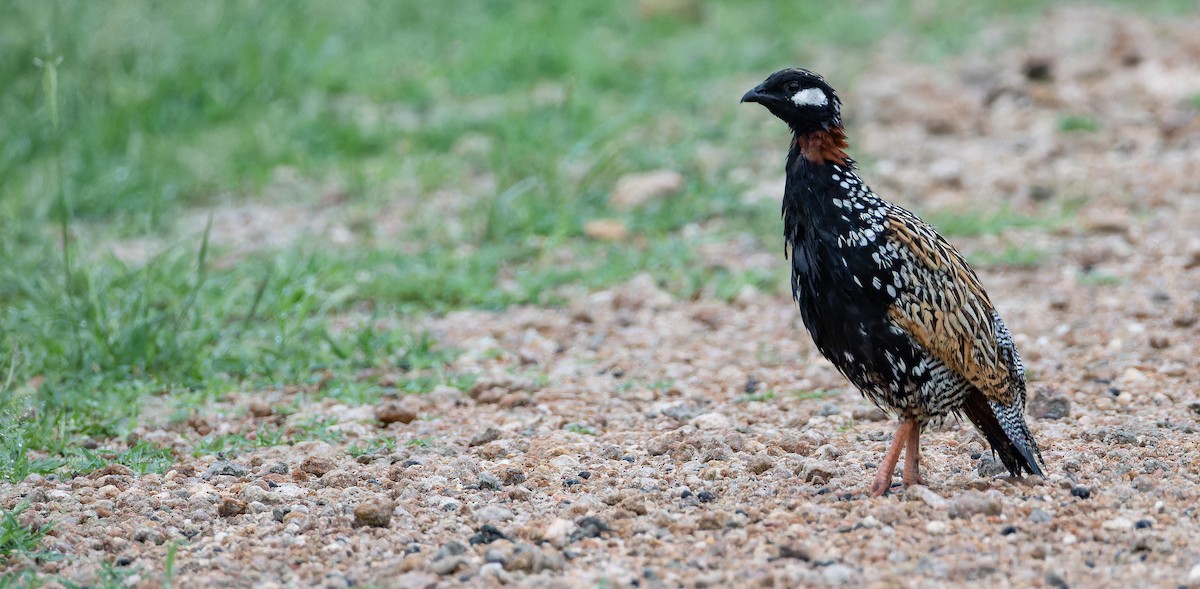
[867,474,894,498]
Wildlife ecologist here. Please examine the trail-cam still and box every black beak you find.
[740,87,764,104]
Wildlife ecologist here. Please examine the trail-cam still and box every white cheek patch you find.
[791,87,828,107]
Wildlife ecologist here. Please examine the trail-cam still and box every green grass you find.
[1058,114,1102,133]
[0,0,1189,489]
[0,502,57,568]
[970,244,1050,268]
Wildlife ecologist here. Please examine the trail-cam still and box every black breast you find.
[783,157,928,401]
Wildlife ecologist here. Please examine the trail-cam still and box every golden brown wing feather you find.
[883,209,1016,405]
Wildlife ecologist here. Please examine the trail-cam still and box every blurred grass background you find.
[0,0,1192,482]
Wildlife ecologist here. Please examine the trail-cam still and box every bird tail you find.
[961,389,1044,477]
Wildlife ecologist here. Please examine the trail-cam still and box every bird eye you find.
[785,81,801,94]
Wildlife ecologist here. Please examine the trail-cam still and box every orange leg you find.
[868,419,916,497]
[902,422,925,487]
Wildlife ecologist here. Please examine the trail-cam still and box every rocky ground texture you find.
[5,7,1200,589]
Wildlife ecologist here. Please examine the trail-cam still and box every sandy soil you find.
[5,7,1200,589]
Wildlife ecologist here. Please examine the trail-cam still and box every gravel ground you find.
[5,7,1200,588]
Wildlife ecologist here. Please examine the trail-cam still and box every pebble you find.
[569,516,610,542]
[925,521,948,534]
[248,399,273,417]
[469,524,508,545]
[1188,563,1200,584]
[822,563,856,585]
[352,496,394,528]
[949,490,1003,519]
[747,456,774,475]
[506,544,565,573]
[1028,389,1071,420]
[691,412,732,431]
[543,518,576,548]
[203,461,250,480]
[468,427,500,447]
[217,498,247,518]
[429,555,467,576]
[800,461,836,485]
[906,485,948,510]
[1030,508,1052,523]
[609,169,684,211]
[478,472,503,490]
[1101,517,1133,531]
[300,456,336,477]
[1071,485,1092,499]
[374,401,417,425]
[977,456,1009,477]
[583,219,628,241]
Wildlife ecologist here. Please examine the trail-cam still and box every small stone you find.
[478,472,503,490]
[470,524,508,545]
[268,462,289,475]
[569,517,610,543]
[501,468,526,486]
[1134,519,1152,529]
[925,520,948,534]
[1028,389,1071,420]
[906,485,948,510]
[247,399,273,418]
[217,498,247,518]
[609,170,685,211]
[1121,367,1148,384]
[479,562,508,583]
[851,407,888,422]
[429,556,467,576]
[1187,563,1200,584]
[800,461,836,485]
[506,544,565,573]
[132,527,164,545]
[583,219,628,241]
[543,518,577,548]
[1045,572,1069,589]
[300,456,336,477]
[203,461,250,480]
[747,456,774,475]
[353,496,394,528]
[433,540,468,561]
[1030,508,1052,523]
[929,158,962,185]
[1148,334,1170,349]
[1101,517,1133,531]
[776,544,812,561]
[375,401,417,425]
[697,490,715,503]
[468,427,500,447]
[949,490,1003,519]
[1071,485,1091,500]
[977,456,1009,477]
[646,435,674,456]
[691,412,732,431]
[816,403,841,416]
[822,563,856,585]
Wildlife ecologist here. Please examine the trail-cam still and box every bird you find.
[740,68,1044,496]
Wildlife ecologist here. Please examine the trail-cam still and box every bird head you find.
[740,68,842,134]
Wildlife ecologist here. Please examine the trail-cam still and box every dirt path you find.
[4,7,1200,588]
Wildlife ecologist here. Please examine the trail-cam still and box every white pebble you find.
[692,413,732,430]
[1188,563,1200,584]
[1102,517,1133,530]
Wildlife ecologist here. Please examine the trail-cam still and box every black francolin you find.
[741,68,1044,496]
